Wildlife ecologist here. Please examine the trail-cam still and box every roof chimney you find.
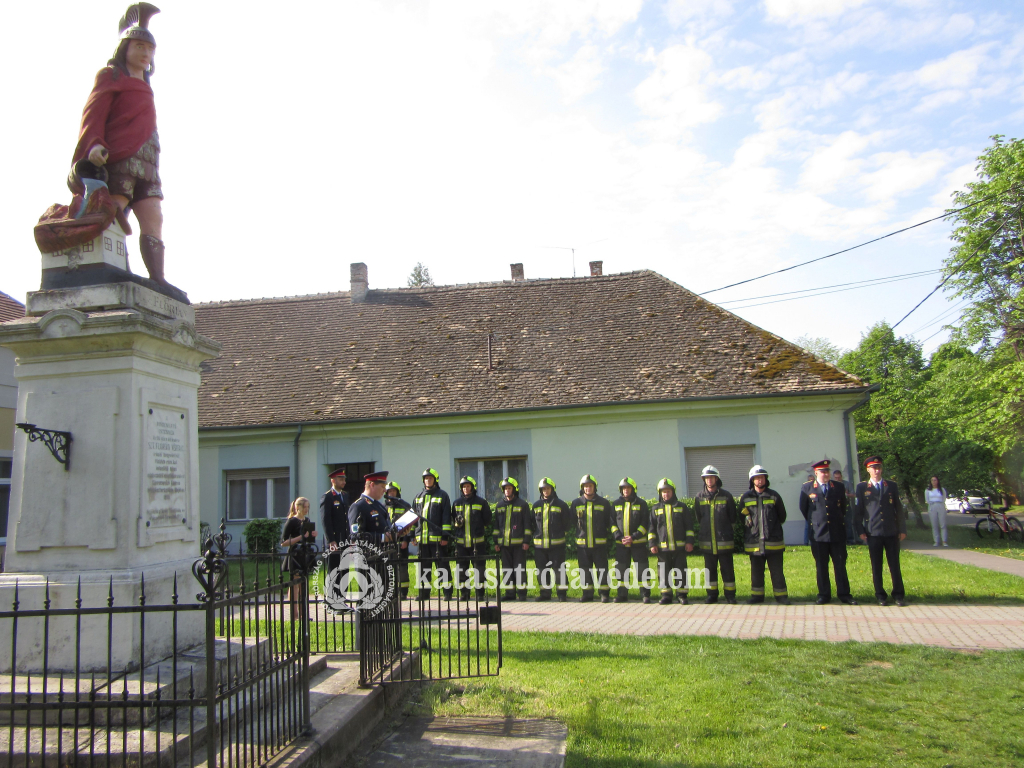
[510,263,524,281]
[350,262,368,303]
[589,260,603,277]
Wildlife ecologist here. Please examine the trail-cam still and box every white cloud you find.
[910,44,994,90]
[764,0,870,22]
[799,131,875,194]
[546,44,607,103]
[857,150,948,202]
[665,0,735,27]
[634,44,722,137]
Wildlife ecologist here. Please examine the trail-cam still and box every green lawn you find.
[410,632,1024,767]
[407,546,1024,604]
[908,511,1024,562]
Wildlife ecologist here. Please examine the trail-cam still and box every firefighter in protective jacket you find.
[648,478,692,605]
[571,475,613,603]
[451,476,492,600]
[493,477,532,601]
[412,468,453,600]
[690,465,738,604]
[384,481,413,598]
[738,466,790,605]
[532,477,570,602]
[611,477,653,603]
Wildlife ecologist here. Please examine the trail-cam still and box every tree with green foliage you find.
[943,135,1024,499]
[407,262,435,287]
[839,324,997,527]
[793,335,846,365]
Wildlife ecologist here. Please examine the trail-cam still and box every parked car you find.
[945,491,992,514]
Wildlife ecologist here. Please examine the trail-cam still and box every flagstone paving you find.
[498,600,1024,650]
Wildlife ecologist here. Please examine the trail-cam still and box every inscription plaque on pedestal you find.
[139,389,195,546]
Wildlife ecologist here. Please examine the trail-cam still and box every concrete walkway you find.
[499,600,1024,650]
[903,539,1024,578]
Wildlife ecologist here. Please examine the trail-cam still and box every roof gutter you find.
[843,383,879,481]
[200,385,876,433]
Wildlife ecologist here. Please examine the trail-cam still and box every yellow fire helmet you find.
[386,481,402,495]
[618,477,638,493]
[657,478,676,492]
[422,468,440,482]
[579,474,598,493]
[538,476,557,491]
[500,477,519,492]
[459,475,477,490]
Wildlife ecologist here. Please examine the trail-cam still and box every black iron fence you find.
[0,523,312,768]
[0,527,504,766]
[358,553,503,687]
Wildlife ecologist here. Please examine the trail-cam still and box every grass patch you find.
[907,512,1024,562]
[410,632,1024,767]
[408,546,1024,604]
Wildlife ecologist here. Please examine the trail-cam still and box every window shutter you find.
[684,446,755,497]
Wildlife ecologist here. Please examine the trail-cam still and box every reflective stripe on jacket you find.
[413,487,452,543]
[738,488,787,555]
[690,488,737,554]
[611,496,650,544]
[648,498,693,551]
[571,496,613,548]
[531,495,569,548]
[493,497,533,546]
[451,493,492,545]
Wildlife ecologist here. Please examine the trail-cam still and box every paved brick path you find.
[499,600,1024,650]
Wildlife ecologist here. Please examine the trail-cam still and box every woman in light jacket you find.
[925,476,949,547]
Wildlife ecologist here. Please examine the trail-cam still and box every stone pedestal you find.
[0,284,220,672]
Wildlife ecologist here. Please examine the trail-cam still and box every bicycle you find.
[975,509,1024,541]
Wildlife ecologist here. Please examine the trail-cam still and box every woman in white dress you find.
[925,476,949,547]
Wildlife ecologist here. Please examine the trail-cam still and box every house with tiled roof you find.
[193,263,871,543]
[0,290,26,557]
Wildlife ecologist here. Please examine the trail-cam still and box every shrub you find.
[243,518,284,554]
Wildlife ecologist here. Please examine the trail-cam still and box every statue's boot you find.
[139,234,167,283]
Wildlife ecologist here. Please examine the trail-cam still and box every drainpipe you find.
[293,424,303,498]
[843,384,879,483]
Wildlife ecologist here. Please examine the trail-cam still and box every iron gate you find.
[356,551,503,687]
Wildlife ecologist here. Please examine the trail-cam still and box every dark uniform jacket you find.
[413,486,452,545]
[570,495,614,548]
[611,495,650,545]
[493,496,533,547]
[855,479,906,538]
[531,494,569,548]
[690,487,737,554]
[738,488,787,555]
[385,496,414,545]
[648,496,693,552]
[451,492,493,546]
[347,494,390,541]
[320,488,349,545]
[799,480,847,543]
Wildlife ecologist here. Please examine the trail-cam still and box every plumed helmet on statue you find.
[119,3,160,46]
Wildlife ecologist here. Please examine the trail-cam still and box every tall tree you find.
[944,136,1024,498]
[945,135,1024,358]
[407,262,435,287]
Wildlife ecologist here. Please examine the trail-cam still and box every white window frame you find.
[225,468,290,521]
[455,456,529,502]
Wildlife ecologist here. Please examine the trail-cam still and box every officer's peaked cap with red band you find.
[328,468,346,479]
[364,470,390,483]
[812,459,831,470]
[864,456,883,467]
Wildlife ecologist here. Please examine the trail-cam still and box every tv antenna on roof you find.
[537,238,611,277]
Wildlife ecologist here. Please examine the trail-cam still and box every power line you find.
[725,271,939,310]
[698,194,999,297]
[718,269,940,305]
[908,298,972,336]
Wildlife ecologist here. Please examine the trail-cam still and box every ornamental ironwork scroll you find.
[16,422,72,470]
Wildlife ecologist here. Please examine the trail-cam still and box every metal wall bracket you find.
[16,423,72,470]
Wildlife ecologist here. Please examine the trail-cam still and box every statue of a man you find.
[69,3,166,283]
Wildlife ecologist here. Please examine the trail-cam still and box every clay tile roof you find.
[192,270,866,429]
[0,290,25,323]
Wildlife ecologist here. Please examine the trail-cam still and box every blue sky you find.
[2,1,1022,354]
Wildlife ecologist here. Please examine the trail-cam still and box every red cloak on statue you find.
[72,67,157,167]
